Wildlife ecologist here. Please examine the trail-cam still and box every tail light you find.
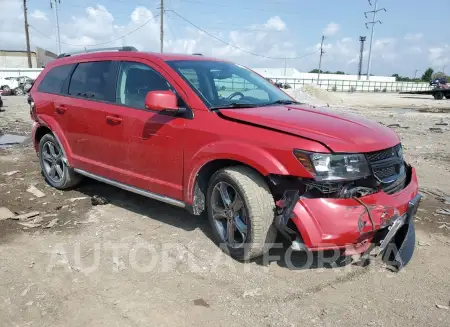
[28,94,38,122]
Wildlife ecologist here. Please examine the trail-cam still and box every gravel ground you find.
[0,95,449,327]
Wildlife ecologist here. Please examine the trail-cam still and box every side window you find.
[116,61,171,109]
[38,64,74,94]
[68,61,113,101]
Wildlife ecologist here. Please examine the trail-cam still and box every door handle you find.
[55,105,67,114]
[106,115,122,124]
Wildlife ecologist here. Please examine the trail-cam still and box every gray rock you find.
[0,207,14,220]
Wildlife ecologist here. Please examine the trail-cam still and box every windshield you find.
[166,60,294,109]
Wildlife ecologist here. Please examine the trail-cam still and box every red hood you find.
[219,104,400,152]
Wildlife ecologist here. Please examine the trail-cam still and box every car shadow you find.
[75,178,215,241]
[75,178,355,271]
[251,234,354,270]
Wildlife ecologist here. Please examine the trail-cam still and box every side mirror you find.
[144,90,178,111]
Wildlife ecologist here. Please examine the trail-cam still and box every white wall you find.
[252,67,396,82]
[0,53,38,69]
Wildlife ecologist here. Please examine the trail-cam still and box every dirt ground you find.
[0,95,449,327]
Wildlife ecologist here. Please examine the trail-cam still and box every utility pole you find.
[159,0,164,53]
[364,0,386,80]
[50,0,61,55]
[317,35,325,84]
[23,0,32,68]
[358,36,366,80]
[413,69,419,79]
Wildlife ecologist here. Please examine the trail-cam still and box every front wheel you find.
[207,166,277,261]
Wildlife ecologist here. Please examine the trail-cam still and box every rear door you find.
[61,60,126,179]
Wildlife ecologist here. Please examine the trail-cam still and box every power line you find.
[167,10,319,60]
[159,0,164,53]
[50,0,62,55]
[364,0,386,80]
[317,35,325,83]
[23,0,32,68]
[29,13,160,48]
[170,0,303,15]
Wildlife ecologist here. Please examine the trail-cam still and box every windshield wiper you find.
[261,99,302,106]
[210,103,260,110]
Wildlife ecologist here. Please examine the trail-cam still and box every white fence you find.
[0,68,43,79]
[270,77,432,93]
[0,68,432,93]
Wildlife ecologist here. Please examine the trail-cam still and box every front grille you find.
[365,146,398,162]
[365,145,406,194]
[374,166,397,180]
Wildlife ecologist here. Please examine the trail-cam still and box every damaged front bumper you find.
[276,167,420,270]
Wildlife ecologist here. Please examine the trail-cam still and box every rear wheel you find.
[445,95,450,99]
[2,86,11,94]
[433,92,444,100]
[38,134,81,189]
[207,166,277,261]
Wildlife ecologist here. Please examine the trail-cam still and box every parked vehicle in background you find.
[0,94,3,108]
[0,77,19,95]
[29,47,420,271]
[0,76,34,96]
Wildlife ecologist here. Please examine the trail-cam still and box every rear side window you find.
[68,61,114,101]
[38,64,74,94]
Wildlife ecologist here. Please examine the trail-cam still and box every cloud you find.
[0,2,447,76]
[373,38,396,50]
[264,16,287,31]
[323,22,340,37]
[404,33,423,41]
[428,45,450,68]
[31,10,48,21]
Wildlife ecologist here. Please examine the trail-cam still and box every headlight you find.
[293,150,371,181]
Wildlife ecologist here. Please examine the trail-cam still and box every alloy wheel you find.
[41,141,65,183]
[211,181,248,248]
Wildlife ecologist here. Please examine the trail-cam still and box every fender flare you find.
[184,141,290,204]
[35,115,73,166]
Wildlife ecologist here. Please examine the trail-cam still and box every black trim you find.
[216,111,334,152]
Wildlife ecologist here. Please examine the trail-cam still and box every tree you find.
[431,71,449,81]
[421,68,434,82]
[335,71,346,75]
[309,69,320,73]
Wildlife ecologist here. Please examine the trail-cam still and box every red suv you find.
[29,47,420,269]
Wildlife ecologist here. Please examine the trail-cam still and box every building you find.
[0,47,57,69]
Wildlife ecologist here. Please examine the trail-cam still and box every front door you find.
[112,60,186,200]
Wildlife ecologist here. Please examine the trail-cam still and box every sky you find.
[0,0,448,77]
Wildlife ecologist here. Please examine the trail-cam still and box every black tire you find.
[2,86,11,93]
[433,92,444,100]
[207,166,277,261]
[13,87,24,96]
[445,95,450,99]
[38,134,81,189]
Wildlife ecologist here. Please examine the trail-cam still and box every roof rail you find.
[56,46,138,59]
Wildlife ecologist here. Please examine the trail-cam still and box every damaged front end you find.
[270,145,421,272]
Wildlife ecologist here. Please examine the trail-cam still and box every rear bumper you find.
[31,121,40,152]
[291,167,419,253]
